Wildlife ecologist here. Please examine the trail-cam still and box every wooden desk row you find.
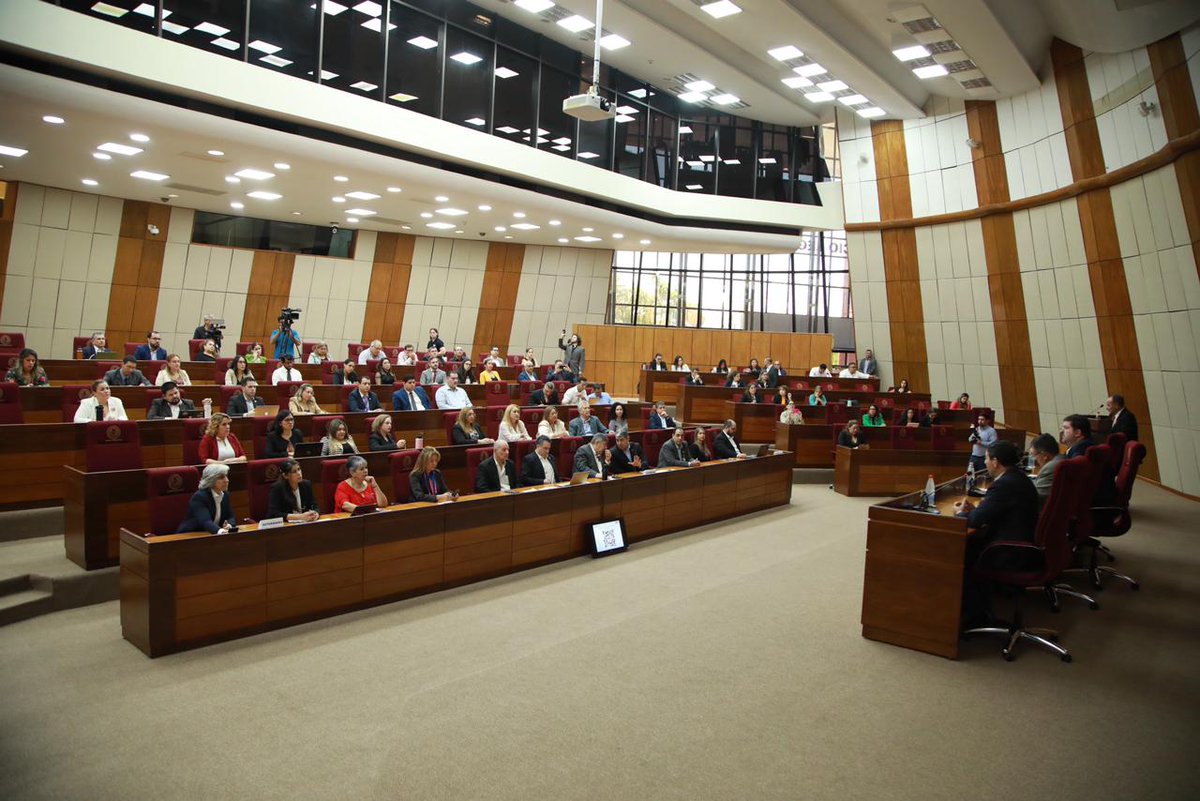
[773,423,1026,469]
[674,384,932,426]
[834,447,977,496]
[642,370,880,404]
[120,454,795,657]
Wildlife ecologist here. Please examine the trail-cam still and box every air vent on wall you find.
[164,182,226,196]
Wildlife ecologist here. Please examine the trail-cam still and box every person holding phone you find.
[410,447,456,502]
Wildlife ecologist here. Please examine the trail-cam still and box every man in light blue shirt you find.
[434,372,472,410]
[270,319,302,360]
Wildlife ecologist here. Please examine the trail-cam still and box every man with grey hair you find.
[573,433,610,479]
[714,419,746,459]
[175,463,236,534]
[193,314,223,353]
[475,438,519,493]
[358,339,385,365]
[521,435,558,486]
[81,332,107,360]
[568,401,608,437]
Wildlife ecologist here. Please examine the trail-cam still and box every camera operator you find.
[967,412,997,474]
[193,314,224,353]
[270,309,303,361]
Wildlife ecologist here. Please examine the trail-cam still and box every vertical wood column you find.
[966,100,1041,432]
[471,242,525,359]
[1148,33,1200,282]
[242,251,296,345]
[0,181,16,319]
[362,233,415,344]
[870,120,930,393]
[1052,40,1159,478]
[105,200,172,347]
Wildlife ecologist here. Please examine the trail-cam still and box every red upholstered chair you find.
[144,359,166,379]
[682,428,696,444]
[0,382,24,424]
[219,385,240,413]
[826,403,848,424]
[235,342,253,355]
[485,381,510,407]
[275,381,304,408]
[123,342,140,356]
[323,360,339,385]
[891,427,919,450]
[247,458,288,521]
[511,438,535,467]
[937,400,951,410]
[144,388,164,413]
[188,339,206,360]
[1104,433,1128,474]
[518,382,537,405]
[214,356,234,384]
[520,407,543,434]
[639,406,654,428]
[931,425,957,451]
[319,458,350,514]
[794,381,810,392]
[442,411,460,442]
[483,406,505,440]
[312,415,344,444]
[338,382,356,411]
[563,404,581,423]
[831,423,846,448]
[61,385,93,422]
[84,420,143,471]
[264,359,280,379]
[182,417,208,464]
[506,354,523,367]
[2,353,16,373]
[466,447,492,493]
[0,332,26,350]
[348,343,368,361]
[389,449,421,503]
[73,335,92,358]
[857,383,872,392]
[1044,447,1107,613]
[553,436,584,479]
[146,466,200,535]
[641,428,670,468]
[876,397,894,410]
[1075,440,1146,590]
[251,416,274,457]
[301,341,318,361]
[552,380,571,397]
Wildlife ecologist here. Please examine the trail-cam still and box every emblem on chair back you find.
[0,334,10,347]
[4,356,14,370]
[398,452,416,471]
[265,464,281,481]
[105,425,123,442]
[78,387,90,400]
[0,387,5,403]
[167,473,185,493]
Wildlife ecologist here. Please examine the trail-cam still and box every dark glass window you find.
[718,123,755,199]
[61,0,159,34]
[493,47,537,144]
[442,27,493,130]
[386,2,442,118]
[247,0,318,82]
[161,0,246,61]
[759,125,792,201]
[322,0,387,99]
[613,94,647,180]
[647,111,678,189]
[679,121,715,194]
[538,66,579,159]
[193,211,354,257]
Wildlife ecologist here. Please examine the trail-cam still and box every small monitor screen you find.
[590,519,627,557]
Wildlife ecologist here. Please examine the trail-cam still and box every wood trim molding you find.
[1148,33,1200,284]
[362,233,415,344]
[242,251,296,345]
[105,199,171,348]
[471,242,524,360]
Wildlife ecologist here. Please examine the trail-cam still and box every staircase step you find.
[0,588,55,627]
[0,574,32,596]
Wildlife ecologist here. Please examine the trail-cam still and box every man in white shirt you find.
[838,361,870,379]
[561,378,592,406]
[435,372,472,410]
[396,344,417,366]
[358,339,385,365]
[809,363,832,377]
[271,355,302,385]
[420,357,447,386]
[484,346,503,369]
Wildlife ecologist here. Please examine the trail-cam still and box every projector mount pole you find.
[589,0,603,97]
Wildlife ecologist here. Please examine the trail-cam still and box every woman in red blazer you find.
[199,413,247,465]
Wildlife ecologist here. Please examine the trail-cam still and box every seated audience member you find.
[523,348,539,369]
[780,403,805,425]
[950,392,972,410]
[529,381,560,406]
[452,345,468,363]
[562,378,591,406]
[225,355,255,387]
[263,409,305,458]
[953,441,1038,570]
[81,332,107,360]
[475,440,519,493]
[452,407,493,446]
[608,404,630,438]
[569,402,608,437]
[838,420,864,449]
[772,387,791,407]
[891,379,912,394]
[392,376,431,412]
[517,360,539,382]
[484,347,504,370]
[763,360,786,388]
[590,384,613,404]
[498,403,531,442]
[426,328,445,356]
[266,459,320,522]
[176,463,237,534]
[919,408,941,427]
[5,348,50,386]
[745,358,763,379]
[714,419,745,459]
[809,363,832,378]
[686,368,705,386]
[573,433,610,478]
[712,359,730,375]
[1107,394,1139,441]
[194,340,219,362]
[690,428,714,462]
[74,380,128,422]
[307,341,330,364]
[245,342,267,365]
[969,413,998,473]
[648,402,676,430]
[609,432,644,474]
[900,408,920,427]
[548,361,575,382]
[479,362,502,383]
[420,357,447,386]
[862,404,886,427]
[725,372,745,389]
[456,358,477,385]
[670,355,690,372]
[227,378,266,416]
[348,377,382,413]
[808,385,828,406]
[740,383,761,404]
[104,356,151,387]
[435,373,472,410]
[321,418,358,456]
[1029,433,1062,508]
[410,447,454,502]
[358,339,385,365]
[271,355,301,385]
[1060,414,1092,459]
[155,354,191,387]
[147,381,204,420]
[199,413,246,464]
[537,405,567,439]
[424,346,440,364]
[368,413,405,452]
[521,435,558,485]
[335,455,388,513]
[396,344,418,366]
[838,361,869,379]
[649,353,669,372]
[332,359,358,386]
[289,383,325,415]
[658,428,698,468]
[375,358,397,387]
[134,331,168,362]
[193,315,224,354]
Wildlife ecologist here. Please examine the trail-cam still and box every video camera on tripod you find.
[278,307,302,330]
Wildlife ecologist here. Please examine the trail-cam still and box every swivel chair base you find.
[963,623,1072,663]
[1041,582,1100,611]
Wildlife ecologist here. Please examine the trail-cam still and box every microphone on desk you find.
[95,405,103,421]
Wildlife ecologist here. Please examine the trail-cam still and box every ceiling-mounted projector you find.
[563,92,616,121]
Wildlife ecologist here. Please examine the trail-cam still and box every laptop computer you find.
[753,443,772,457]
[569,471,592,485]
[349,503,378,516]
[178,408,204,419]
[252,404,280,417]
[293,441,323,458]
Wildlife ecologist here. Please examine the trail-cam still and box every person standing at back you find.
[559,330,585,376]
[1107,394,1138,442]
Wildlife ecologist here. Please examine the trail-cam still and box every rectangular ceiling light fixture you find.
[557,15,594,33]
[768,45,803,61]
[514,0,555,12]
[701,1,742,19]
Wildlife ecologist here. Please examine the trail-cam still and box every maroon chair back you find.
[389,449,420,503]
[483,406,506,439]
[301,341,318,361]
[251,416,275,457]
[794,380,810,391]
[518,382,537,405]
[323,361,339,385]
[0,382,24,424]
[247,458,288,521]
[347,343,368,361]
[639,406,654,427]
[0,332,26,350]
[188,339,206,360]
[182,417,208,464]
[857,383,872,392]
[219,385,240,412]
[123,342,139,356]
[826,403,848,423]
[891,427,918,450]
[73,335,92,357]
[1105,433,1128,474]
[641,428,671,468]
[931,425,957,451]
[831,423,846,446]
[144,388,164,413]
[312,415,345,444]
[937,400,951,410]
[1068,447,1110,544]
[466,447,492,492]
[563,404,581,423]
[485,381,510,406]
[214,356,235,383]
[338,382,356,410]
[276,381,304,408]
[146,466,200,535]
[442,411,460,442]
[876,397,894,410]
[552,380,571,398]
[520,407,543,433]
[85,420,143,471]
[553,436,584,479]
[235,342,253,356]
[511,438,535,466]
[506,354,523,367]
[1114,441,1146,508]
[319,458,350,513]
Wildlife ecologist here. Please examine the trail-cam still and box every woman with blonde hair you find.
[451,407,493,445]
[199,413,246,464]
[410,447,454,502]
[497,403,531,442]
[288,383,325,415]
[368,413,406,452]
[320,417,358,456]
[307,341,329,364]
[537,405,567,439]
[154,353,191,387]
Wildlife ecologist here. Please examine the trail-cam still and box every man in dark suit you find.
[148,381,201,420]
[573,433,609,479]
[392,376,431,411]
[104,356,151,386]
[133,331,168,361]
[521,436,558,486]
[957,440,1039,540]
[348,377,382,412]
[548,361,575,382]
[1106,394,1138,442]
[763,360,786,388]
[1060,414,1092,458]
[685,368,705,386]
[475,440,519,492]
[657,428,696,467]
[713,419,745,459]
[528,381,560,406]
[609,433,644,474]
[227,378,267,416]
[81,332,107,360]
[647,402,676,430]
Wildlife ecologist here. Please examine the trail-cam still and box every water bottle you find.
[965,467,975,495]
[923,474,936,508]
[415,433,424,450]
[203,397,212,418]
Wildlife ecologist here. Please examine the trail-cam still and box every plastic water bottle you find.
[415,433,424,450]
[203,398,212,418]
[923,474,936,508]
[965,467,975,495]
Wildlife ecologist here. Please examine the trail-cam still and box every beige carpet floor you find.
[0,481,1197,801]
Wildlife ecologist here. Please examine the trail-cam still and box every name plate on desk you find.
[257,517,285,529]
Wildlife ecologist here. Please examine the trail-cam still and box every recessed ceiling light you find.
[514,0,555,12]
[248,39,281,54]
[350,81,378,92]
[347,217,360,223]
[701,1,742,19]
[818,80,848,92]
[92,152,111,161]
[345,208,376,216]
[511,223,540,230]
[332,196,346,203]
[495,226,507,232]
[574,235,601,242]
[194,20,229,35]
[42,115,65,125]
[803,92,834,102]
[758,157,778,164]
[795,63,826,77]
[436,208,468,216]
[352,1,382,16]
[334,175,350,182]
[711,93,739,105]
[582,227,594,232]
[496,126,519,134]
[129,133,150,142]
[426,222,456,230]
[504,235,513,239]
[386,186,402,193]
[558,238,569,244]
[723,158,741,165]
[226,176,241,184]
[320,1,349,14]
[838,94,868,106]
[162,20,188,35]
[465,117,486,126]
[614,115,635,124]
[857,107,886,118]
[450,52,482,65]
[612,233,624,239]
[557,15,593,32]
[454,230,464,234]
[401,225,411,230]
[273,162,290,170]
[478,205,492,211]
[685,80,715,93]
[81,179,98,186]
[435,195,449,202]
[389,93,419,103]
[292,211,302,216]
[685,184,703,190]
[230,202,244,210]
[639,239,651,245]
[210,37,239,51]
[97,142,142,156]
[207,149,224,156]
[91,3,128,18]
[420,212,433,219]
[599,34,630,50]
[513,212,526,218]
[247,191,282,200]
[782,76,813,89]
[768,45,803,61]
[686,160,705,168]
[698,155,716,163]
[407,35,438,50]
[345,191,380,200]
[549,220,561,226]
[913,64,949,79]
[893,45,931,62]
[679,126,693,134]
[130,170,169,181]
[678,91,707,103]
[235,168,275,180]
[495,67,520,79]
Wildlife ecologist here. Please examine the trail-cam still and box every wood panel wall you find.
[241,251,297,345]
[577,324,835,398]
[471,242,524,359]
[1148,33,1200,283]
[104,200,172,347]
[362,232,415,344]
[0,182,15,321]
